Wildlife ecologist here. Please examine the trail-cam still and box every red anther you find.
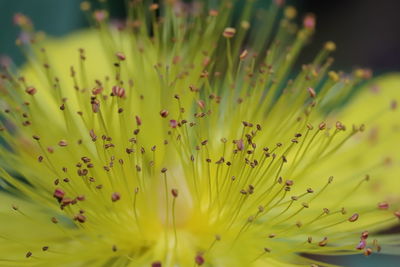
[195,254,204,265]
[115,52,126,61]
[303,14,316,30]
[112,86,125,98]
[169,120,178,128]
[356,239,366,250]
[378,201,389,210]
[111,192,121,202]
[53,188,65,201]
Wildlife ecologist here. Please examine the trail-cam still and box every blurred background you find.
[0,0,399,266]
[1,0,400,74]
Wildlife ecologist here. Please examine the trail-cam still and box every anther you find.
[111,192,121,202]
[195,254,205,265]
[307,87,316,98]
[356,239,367,250]
[26,251,32,258]
[53,188,65,202]
[223,27,236,38]
[348,213,359,222]
[73,214,86,223]
[151,262,162,267]
[25,86,37,95]
[171,189,178,198]
[318,237,328,247]
[58,140,68,147]
[160,109,169,118]
[303,14,316,30]
[364,248,372,256]
[115,52,126,61]
[378,201,389,210]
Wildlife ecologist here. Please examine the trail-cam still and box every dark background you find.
[0,0,399,266]
[1,0,400,74]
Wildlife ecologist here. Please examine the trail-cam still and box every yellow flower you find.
[0,1,399,267]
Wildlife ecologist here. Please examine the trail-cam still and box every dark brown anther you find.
[42,246,49,251]
[328,176,334,183]
[336,121,346,131]
[302,202,309,208]
[25,86,37,95]
[91,99,100,113]
[307,236,313,243]
[285,180,294,186]
[77,195,85,201]
[73,214,86,223]
[171,189,178,198]
[161,168,167,173]
[318,122,326,130]
[32,135,40,141]
[63,178,70,183]
[264,247,271,253]
[318,237,328,247]
[38,155,44,162]
[348,213,359,222]
[135,115,142,126]
[307,188,314,193]
[26,251,32,258]
[201,140,208,146]
[160,109,169,118]
[51,217,58,224]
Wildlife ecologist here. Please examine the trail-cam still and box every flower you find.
[0,1,399,266]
